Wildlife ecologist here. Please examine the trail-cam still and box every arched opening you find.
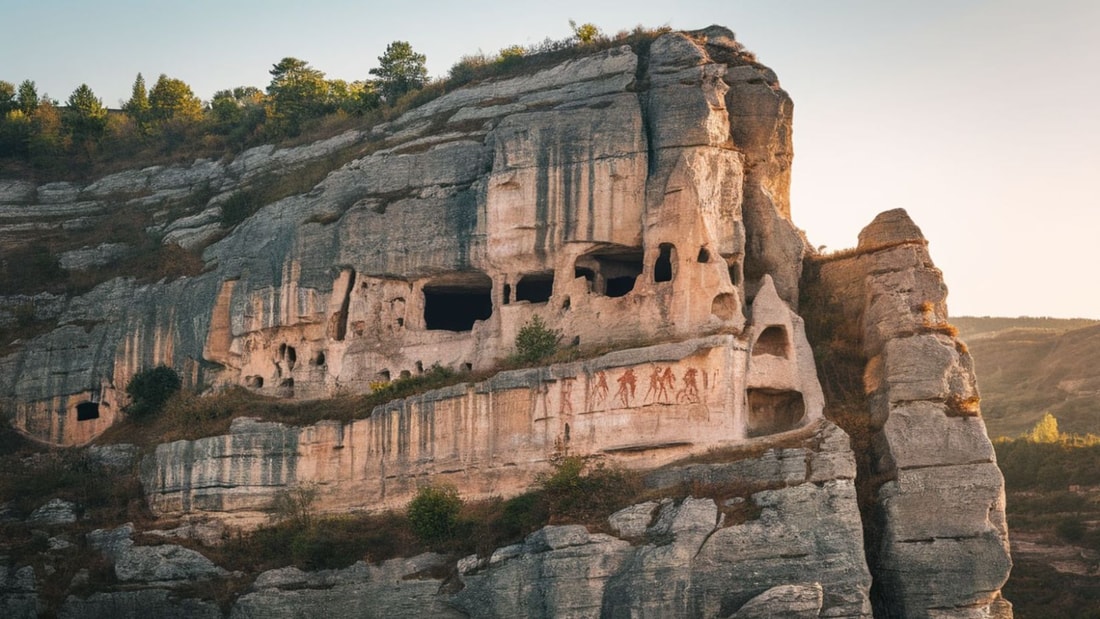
[423,272,493,331]
[502,284,512,305]
[697,247,711,263]
[711,293,737,321]
[562,296,571,310]
[312,351,326,366]
[574,246,643,298]
[246,376,264,389]
[516,272,554,303]
[76,401,100,421]
[415,361,424,374]
[746,389,805,437]
[728,261,742,286]
[753,326,790,358]
[654,243,675,283]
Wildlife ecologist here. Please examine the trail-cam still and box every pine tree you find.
[16,80,38,115]
[370,41,428,103]
[123,73,150,125]
[64,83,107,149]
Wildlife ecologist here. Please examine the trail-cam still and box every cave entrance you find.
[423,272,494,331]
[753,325,790,358]
[746,389,805,437]
[575,246,643,298]
[76,401,100,421]
[653,243,675,283]
[516,272,554,304]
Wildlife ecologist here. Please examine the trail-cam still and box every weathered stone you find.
[857,208,926,252]
[27,498,78,525]
[0,562,38,619]
[728,583,823,619]
[85,443,139,469]
[608,502,659,538]
[59,243,133,271]
[113,543,225,583]
[58,589,221,619]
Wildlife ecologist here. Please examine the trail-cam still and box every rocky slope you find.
[0,26,1011,618]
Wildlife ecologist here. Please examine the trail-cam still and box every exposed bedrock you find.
[813,209,1012,618]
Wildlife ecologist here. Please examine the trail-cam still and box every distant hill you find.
[954,317,1100,438]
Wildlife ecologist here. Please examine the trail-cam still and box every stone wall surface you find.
[815,209,1012,618]
[0,25,1013,619]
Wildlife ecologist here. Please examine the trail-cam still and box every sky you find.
[2,0,1098,319]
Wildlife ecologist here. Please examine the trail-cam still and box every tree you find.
[569,19,602,44]
[148,74,203,122]
[125,365,182,419]
[1026,412,1062,443]
[370,41,428,103]
[267,57,329,134]
[407,484,462,546]
[514,315,561,363]
[16,80,38,115]
[64,83,108,148]
[0,81,15,116]
[123,73,150,125]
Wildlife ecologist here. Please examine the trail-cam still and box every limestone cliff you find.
[0,26,1011,618]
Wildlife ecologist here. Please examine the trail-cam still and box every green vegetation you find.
[0,24,705,181]
[125,365,182,419]
[513,315,561,364]
[407,484,463,546]
[995,414,1100,618]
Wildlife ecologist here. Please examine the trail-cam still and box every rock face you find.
[813,209,1012,618]
[0,26,1012,619]
[2,28,806,448]
[142,331,824,524]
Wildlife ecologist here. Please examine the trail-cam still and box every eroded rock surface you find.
[814,209,1012,618]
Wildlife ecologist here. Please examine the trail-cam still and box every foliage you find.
[148,74,203,122]
[1026,412,1062,443]
[125,364,182,419]
[64,83,108,149]
[16,80,38,115]
[537,456,640,523]
[123,73,150,126]
[267,57,330,135]
[514,315,561,364]
[569,19,603,44]
[370,41,428,103]
[407,484,463,546]
[0,81,14,116]
[270,484,319,528]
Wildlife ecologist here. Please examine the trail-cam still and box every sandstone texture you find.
[0,26,1012,619]
[815,209,1012,618]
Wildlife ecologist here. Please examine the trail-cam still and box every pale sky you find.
[2,0,1098,318]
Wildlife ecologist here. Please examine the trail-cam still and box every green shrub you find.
[514,315,560,364]
[1057,516,1086,543]
[407,484,463,546]
[538,456,640,524]
[270,484,319,528]
[125,365,182,419]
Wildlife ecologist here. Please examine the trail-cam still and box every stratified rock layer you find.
[814,209,1012,618]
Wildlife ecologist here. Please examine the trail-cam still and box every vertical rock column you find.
[817,209,1012,618]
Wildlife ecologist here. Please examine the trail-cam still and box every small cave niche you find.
[400,370,412,379]
[728,260,742,286]
[711,293,737,321]
[564,423,571,443]
[76,401,100,421]
[463,362,473,372]
[753,325,790,358]
[575,246,643,299]
[279,378,295,398]
[574,267,595,293]
[516,272,554,304]
[311,351,326,366]
[503,284,512,305]
[653,243,675,283]
[697,247,711,263]
[562,296,571,310]
[277,343,297,370]
[377,370,391,382]
[746,389,805,437]
[415,361,424,374]
[423,272,494,331]
[246,375,264,389]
